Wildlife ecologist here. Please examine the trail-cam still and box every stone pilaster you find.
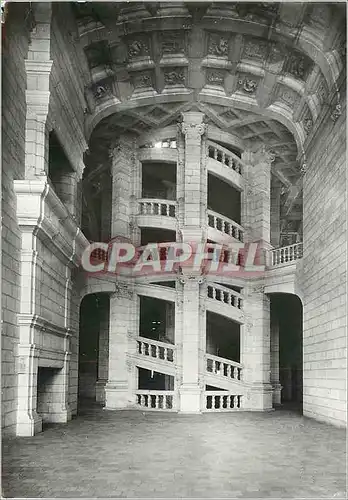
[25,3,52,179]
[179,112,206,243]
[96,300,110,404]
[241,285,273,410]
[178,274,205,413]
[271,314,282,405]
[16,345,42,436]
[241,146,273,245]
[104,282,134,409]
[110,135,137,240]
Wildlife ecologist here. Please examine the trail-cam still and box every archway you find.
[78,293,110,411]
[270,293,303,413]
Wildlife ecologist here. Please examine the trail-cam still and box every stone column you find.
[104,282,134,409]
[165,302,175,343]
[270,178,282,248]
[179,111,206,243]
[96,299,110,404]
[241,146,274,245]
[178,275,205,413]
[110,135,137,240]
[270,314,282,405]
[241,285,273,410]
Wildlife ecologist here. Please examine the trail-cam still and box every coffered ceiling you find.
[73,1,346,240]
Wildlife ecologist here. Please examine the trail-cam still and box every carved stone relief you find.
[127,38,150,59]
[208,34,229,57]
[161,31,185,55]
[242,37,268,61]
[237,77,258,94]
[206,69,225,86]
[132,72,153,89]
[164,68,186,86]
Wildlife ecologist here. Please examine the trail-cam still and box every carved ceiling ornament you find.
[208,33,229,57]
[238,76,258,94]
[92,81,113,101]
[242,37,268,61]
[127,38,150,59]
[133,71,153,89]
[164,68,186,86]
[285,51,312,80]
[161,30,185,55]
[331,102,342,122]
[277,85,300,108]
[206,69,225,86]
[303,115,313,135]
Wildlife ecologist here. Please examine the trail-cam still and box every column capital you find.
[113,281,134,300]
[180,112,206,139]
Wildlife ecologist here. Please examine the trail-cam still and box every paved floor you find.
[2,405,346,498]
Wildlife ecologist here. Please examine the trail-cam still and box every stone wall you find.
[1,3,31,435]
[1,2,89,435]
[302,100,347,427]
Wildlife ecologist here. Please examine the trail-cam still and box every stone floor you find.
[2,404,346,499]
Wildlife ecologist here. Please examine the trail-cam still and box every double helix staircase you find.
[131,281,246,412]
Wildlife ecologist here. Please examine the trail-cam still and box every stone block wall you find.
[302,100,347,427]
[1,3,31,435]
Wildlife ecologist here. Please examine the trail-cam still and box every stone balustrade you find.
[204,392,243,411]
[269,242,303,267]
[137,336,175,363]
[207,140,243,175]
[207,209,244,242]
[207,284,243,310]
[138,198,176,217]
[135,391,176,410]
[206,354,242,381]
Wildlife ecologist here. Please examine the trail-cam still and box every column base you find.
[245,383,273,411]
[96,379,107,404]
[104,383,131,410]
[16,411,42,437]
[272,383,283,405]
[179,385,201,413]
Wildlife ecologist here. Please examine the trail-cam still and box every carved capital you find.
[114,281,133,300]
[181,122,206,139]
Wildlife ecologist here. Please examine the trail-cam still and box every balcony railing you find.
[138,199,176,217]
[269,242,303,267]
[135,390,176,410]
[204,392,243,411]
[137,336,175,362]
[207,140,243,175]
[207,284,243,309]
[207,210,244,242]
[206,354,243,381]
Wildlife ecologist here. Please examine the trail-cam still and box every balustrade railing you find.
[269,242,303,266]
[138,199,176,217]
[207,210,244,242]
[136,391,176,410]
[205,392,243,411]
[207,140,243,175]
[207,284,243,309]
[136,336,175,362]
[206,354,242,381]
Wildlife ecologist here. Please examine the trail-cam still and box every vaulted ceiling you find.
[73,1,346,240]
